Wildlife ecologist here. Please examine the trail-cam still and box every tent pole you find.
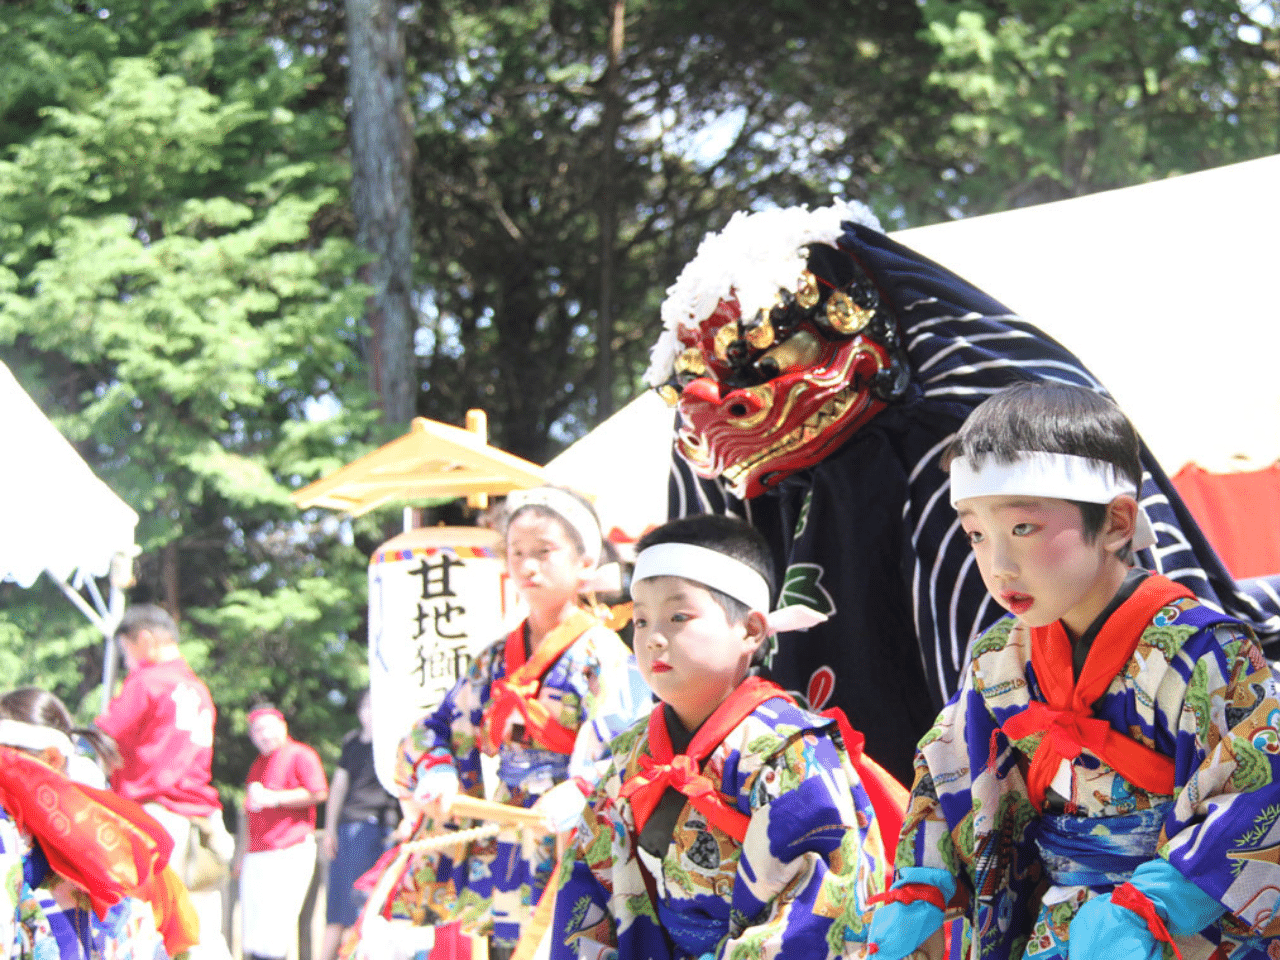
[84,575,108,620]
[101,554,131,707]
[102,583,121,708]
[46,568,125,709]
[48,570,105,632]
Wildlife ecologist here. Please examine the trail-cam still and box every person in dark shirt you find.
[319,690,398,960]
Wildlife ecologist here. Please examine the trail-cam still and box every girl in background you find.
[381,487,651,959]
[0,685,197,959]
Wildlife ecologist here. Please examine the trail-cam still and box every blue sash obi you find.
[1035,802,1172,888]
[497,746,569,792]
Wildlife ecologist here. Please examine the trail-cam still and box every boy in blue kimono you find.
[554,514,898,960]
[869,382,1280,960]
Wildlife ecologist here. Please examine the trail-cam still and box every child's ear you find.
[743,610,770,651]
[1102,495,1139,552]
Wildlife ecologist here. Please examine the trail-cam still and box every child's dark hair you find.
[503,487,603,563]
[943,382,1143,547]
[635,514,776,626]
[115,603,179,643]
[0,685,121,771]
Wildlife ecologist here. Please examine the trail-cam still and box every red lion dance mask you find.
[647,201,909,500]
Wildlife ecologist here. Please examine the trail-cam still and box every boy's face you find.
[631,575,765,730]
[956,494,1130,639]
[505,511,591,614]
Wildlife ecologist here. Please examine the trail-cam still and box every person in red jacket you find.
[96,603,235,960]
[238,704,329,960]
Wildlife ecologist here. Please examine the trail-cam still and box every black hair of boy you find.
[943,381,1143,546]
[115,603,179,643]
[635,513,776,625]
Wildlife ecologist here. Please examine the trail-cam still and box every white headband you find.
[507,487,602,564]
[950,452,1156,551]
[632,542,827,633]
[0,718,74,759]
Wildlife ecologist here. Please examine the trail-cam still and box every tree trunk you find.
[161,539,180,623]
[346,0,417,426]
[596,0,626,421]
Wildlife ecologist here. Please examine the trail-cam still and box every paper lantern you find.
[367,525,513,791]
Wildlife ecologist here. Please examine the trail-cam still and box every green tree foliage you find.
[389,0,1278,459]
[401,0,951,458]
[915,0,1280,211]
[0,0,383,792]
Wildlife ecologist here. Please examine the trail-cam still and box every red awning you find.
[1171,463,1280,580]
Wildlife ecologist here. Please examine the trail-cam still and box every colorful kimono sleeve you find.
[1160,624,1280,935]
[717,729,883,959]
[897,667,989,886]
[394,639,501,798]
[2,814,21,959]
[552,789,633,960]
[565,630,653,790]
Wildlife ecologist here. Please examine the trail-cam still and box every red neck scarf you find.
[0,746,170,918]
[479,607,596,756]
[619,676,786,843]
[1001,574,1192,809]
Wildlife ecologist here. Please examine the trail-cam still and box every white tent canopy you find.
[545,388,673,545]
[0,360,138,654]
[893,153,1280,476]
[551,154,1280,539]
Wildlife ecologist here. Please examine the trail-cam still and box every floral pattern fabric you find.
[553,696,890,960]
[898,592,1280,959]
[388,620,651,950]
[2,809,169,960]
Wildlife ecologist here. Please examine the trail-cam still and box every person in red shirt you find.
[238,704,329,960]
[96,603,235,960]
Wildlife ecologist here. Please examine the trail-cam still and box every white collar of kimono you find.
[506,488,602,564]
[632,542,827,633]
[0,719,74,759]
[949,451,1156,551]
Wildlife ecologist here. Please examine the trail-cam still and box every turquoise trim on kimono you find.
[1035,803,1172,888]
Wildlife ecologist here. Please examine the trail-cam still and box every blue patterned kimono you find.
[554,695,890,960]
[389,618,651,949]
[1,808,168,960]
[897,585,1280,959]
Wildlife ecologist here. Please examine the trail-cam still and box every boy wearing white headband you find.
[383,486,650,960]
[553,514,898,960]
[871,383,1280,960]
